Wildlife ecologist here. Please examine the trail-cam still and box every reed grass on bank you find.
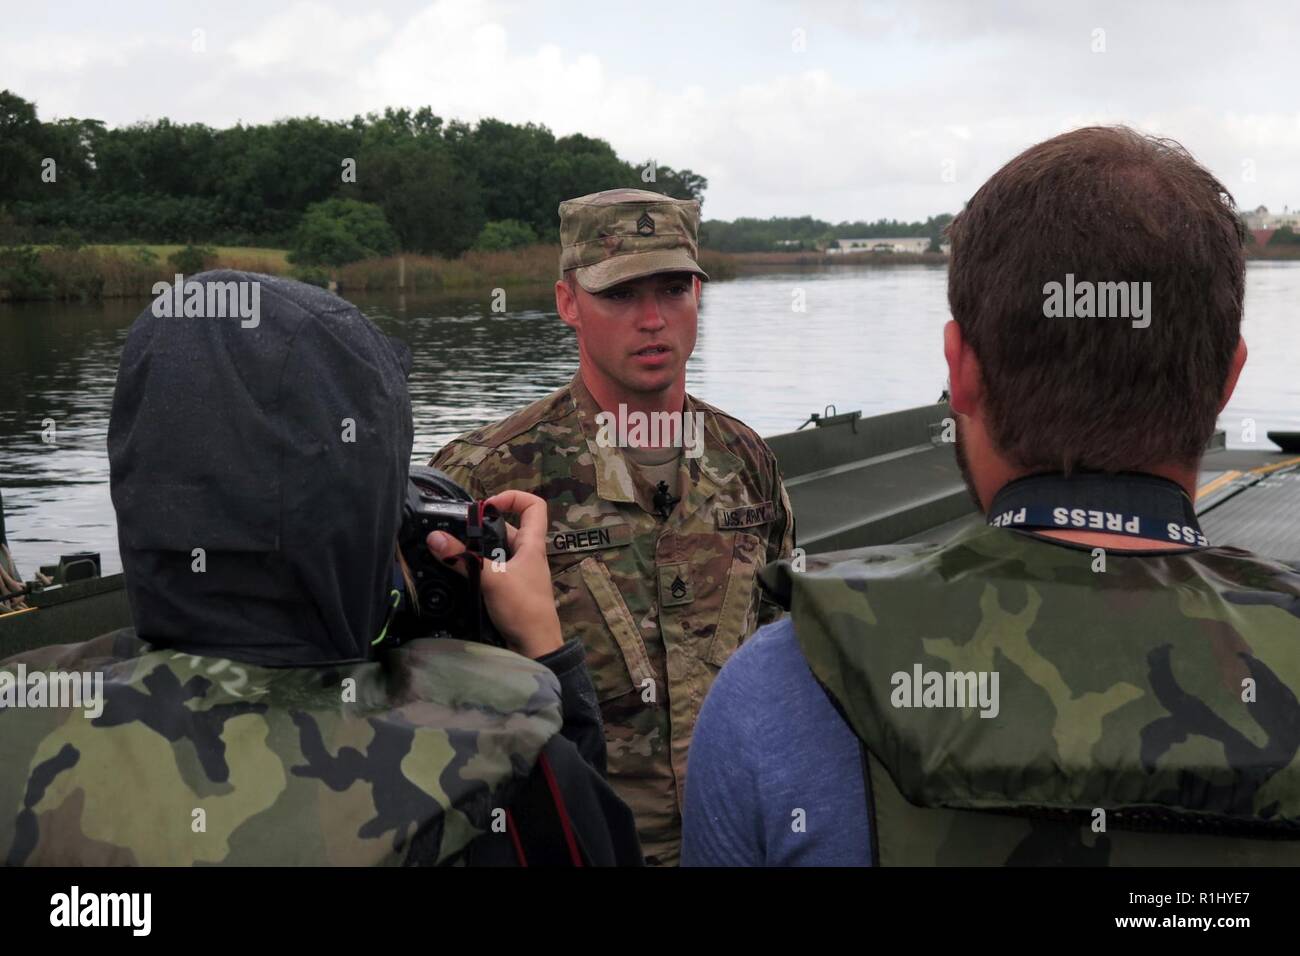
[0,245,293,302]
[0,243,736,302]
[335,245,564,292]
[2,241,1294,303]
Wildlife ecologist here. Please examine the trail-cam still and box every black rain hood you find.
[108,271,414,666]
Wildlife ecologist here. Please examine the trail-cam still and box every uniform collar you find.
[569,372,742,507]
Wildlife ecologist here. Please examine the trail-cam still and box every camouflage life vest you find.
[0,629,563,865]
[764,522,1300,865]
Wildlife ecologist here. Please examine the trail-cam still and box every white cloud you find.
[229,2,392,74]
[0,32,162,92]
[2,0,1299,220]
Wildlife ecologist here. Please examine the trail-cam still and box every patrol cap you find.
[558,188,709,293]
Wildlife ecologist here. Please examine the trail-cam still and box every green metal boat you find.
[3,399,1299,661]
[766,401,1300,558]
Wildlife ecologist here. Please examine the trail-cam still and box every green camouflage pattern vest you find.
[0,629,563,865]
[763,523,1300,865]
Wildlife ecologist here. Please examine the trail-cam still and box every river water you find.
[2,262,1297,575]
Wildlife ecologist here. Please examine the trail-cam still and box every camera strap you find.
[986,471,1207,547]
[465,501,489,643]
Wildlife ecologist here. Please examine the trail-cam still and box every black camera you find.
[391,466,509,646]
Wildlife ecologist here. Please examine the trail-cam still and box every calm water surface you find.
[2,262,1297,574]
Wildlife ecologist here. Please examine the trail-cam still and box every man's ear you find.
[943,320,982,417]
[555,278,580,331]
[1218,337,1248,414]
[693,275,702,304]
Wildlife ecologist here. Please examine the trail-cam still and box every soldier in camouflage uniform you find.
[0,273,640,866]
[683,128,1300,865]
[433,189,795,864]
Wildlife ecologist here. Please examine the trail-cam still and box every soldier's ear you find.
[555,278,580,331]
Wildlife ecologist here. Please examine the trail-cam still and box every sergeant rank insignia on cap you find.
[636,211,655,236]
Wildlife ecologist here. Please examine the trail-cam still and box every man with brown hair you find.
[683,127,1300,866]
[432,188,794,865]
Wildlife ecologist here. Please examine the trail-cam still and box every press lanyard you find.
[986,472,1207,547]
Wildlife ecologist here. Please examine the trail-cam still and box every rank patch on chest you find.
[658,562,694,606]
[546,523,634,555]
[715,501,776,530]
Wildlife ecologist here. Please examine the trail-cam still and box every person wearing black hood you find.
[0,271,641,866]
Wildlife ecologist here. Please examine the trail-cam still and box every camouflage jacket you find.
[0,629,563,865]
[432,373,795,863]
[763,522,1300,864]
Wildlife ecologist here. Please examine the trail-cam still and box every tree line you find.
[700,214,956,252]
[1,90,964,262]
[1,90,973,263]
[6,92,1285,264]
[0,91,706,261]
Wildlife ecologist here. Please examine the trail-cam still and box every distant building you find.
[829,237,933,255]
[1244,206,1300,231]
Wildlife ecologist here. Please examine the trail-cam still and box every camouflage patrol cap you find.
[559,188,709,293]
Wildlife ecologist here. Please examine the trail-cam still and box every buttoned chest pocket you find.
[550,551,652,705]
[703,531,765,667]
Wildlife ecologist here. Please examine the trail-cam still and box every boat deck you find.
[1194,450,1300,562]
[768,403,1300,564]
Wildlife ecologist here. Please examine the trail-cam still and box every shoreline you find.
[1,243,1296,303]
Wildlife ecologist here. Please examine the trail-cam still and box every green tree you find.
[17,114,106,209]
[0,205,25,244]
[213,118,361,230]
[648,165,709,204]
[451,122,643,240]
[474,218,538,251]
[94,118,218,197]
[0,91,46,203]
[458,119,561,235]
[2,94,711,251]
[288,198,397,266]
[536,133,641,237]
[701,216,832,252]
[0,245,53,298]
[168,244,217,274]
[699,213,957,252]
[357,142,483,256]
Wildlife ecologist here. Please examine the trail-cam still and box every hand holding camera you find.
[394,467,562,657]
[426,489,564,659]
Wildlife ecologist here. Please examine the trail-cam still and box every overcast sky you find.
[3,0,1298,222]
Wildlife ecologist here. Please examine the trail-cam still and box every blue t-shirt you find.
[681,618,873,866]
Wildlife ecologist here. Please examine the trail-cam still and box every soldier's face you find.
[558,272,700,397]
